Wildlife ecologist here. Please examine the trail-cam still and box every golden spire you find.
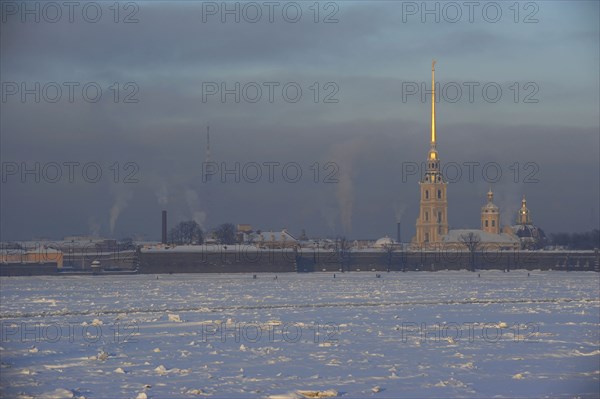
[431,59,436,146]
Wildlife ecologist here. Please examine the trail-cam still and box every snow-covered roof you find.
[0,247,63,255]
[511,224,546,239]
[443,229,519,244]
[373,236,395,248]
[141,244,297,253]
[253,230,298,242]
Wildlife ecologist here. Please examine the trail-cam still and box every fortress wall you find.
[0,263,58,276]
[2,250,596,275]
[138,250,297,274]
[63,250,137,270]
[140,250,596,273]
[337,251,600,272]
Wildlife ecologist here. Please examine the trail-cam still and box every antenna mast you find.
[205,125,211,181]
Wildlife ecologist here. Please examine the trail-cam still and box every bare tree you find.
[460,232,481,272]
[382,242,395,272]
[169,221,204,245]
[215,223,236,245]
[336,236,351,272]
[299,229,308,241]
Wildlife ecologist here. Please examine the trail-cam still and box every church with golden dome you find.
[412,61,544,251]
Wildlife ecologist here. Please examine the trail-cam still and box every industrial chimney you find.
[161,210,167,244]
[397,222,401,244]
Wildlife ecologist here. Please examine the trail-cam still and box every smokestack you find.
[397,222,401,244]
[161,210,167,244]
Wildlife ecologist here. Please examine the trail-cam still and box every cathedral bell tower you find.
[481,188,500,234]
[414,60,449,246]
[517,195,531,225]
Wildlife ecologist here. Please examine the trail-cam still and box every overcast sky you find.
[1,0,599,241]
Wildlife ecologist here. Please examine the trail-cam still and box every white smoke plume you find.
[109,189,133,235]
[329,138,365,235]
[184,188,207,229]
[320,205,339,233]
[87,216,101,237]
[156,181,169,206]
[394,201,407,223]
[495,183,524,228]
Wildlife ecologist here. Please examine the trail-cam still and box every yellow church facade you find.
[412,61,527,251]
[414,60,449,246]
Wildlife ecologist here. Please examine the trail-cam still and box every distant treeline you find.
[549,230,599,250]
[168,221,236,245]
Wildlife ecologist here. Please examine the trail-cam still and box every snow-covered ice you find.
[1,271,598,398]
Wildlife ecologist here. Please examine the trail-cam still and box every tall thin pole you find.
[205,125,211,181]
[431,59,436,146]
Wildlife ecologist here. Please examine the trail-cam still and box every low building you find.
[236,224,253,243]
[442,229,520,251]
[0,247,64,268]
[440,191,520,250]
[372,236,399,249]
[236,224,252,233]
[252,229,299,249]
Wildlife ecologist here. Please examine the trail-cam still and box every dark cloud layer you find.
[1,1,598,241]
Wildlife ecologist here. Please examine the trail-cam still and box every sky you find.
[1,0,599,241]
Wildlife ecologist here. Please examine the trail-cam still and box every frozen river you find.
[1,271,598,398]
